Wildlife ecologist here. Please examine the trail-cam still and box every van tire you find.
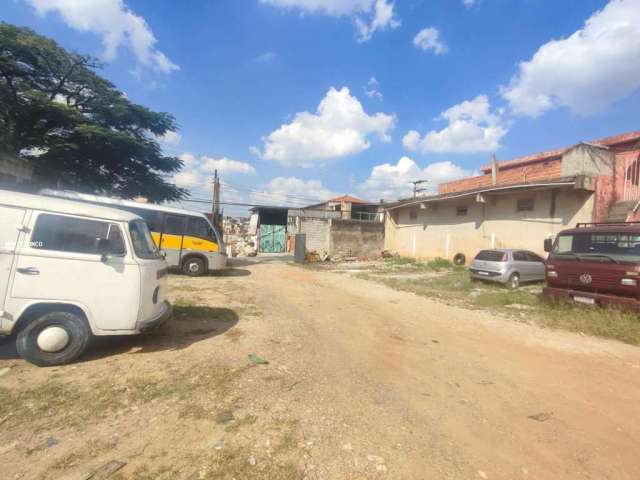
[182,256,206,276]
[16,311,91,367]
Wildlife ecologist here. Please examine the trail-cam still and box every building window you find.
[456,206,468,216]
[517,198,535,212]
[409,209,418,220]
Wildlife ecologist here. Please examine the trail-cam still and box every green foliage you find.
[426,257,454,270]
[0,23,186,201]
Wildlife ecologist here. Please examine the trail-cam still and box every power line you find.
[180,198,380,213]
[219,180,324,203]
[410,179,429,198]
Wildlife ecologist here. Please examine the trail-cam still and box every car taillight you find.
[501,253,508,261]
[157,268,167,279]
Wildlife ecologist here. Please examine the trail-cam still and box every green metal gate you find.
[259,224,286,253]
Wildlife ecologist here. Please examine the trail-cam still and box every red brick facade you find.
[438,131,640,219]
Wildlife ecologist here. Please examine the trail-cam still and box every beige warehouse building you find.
[384,130,640,261]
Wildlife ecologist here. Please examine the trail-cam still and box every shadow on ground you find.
[0,305,240,362]
[230,254,294,268]
[209,268,251,277]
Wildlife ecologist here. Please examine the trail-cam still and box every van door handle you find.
[17,267,40,275]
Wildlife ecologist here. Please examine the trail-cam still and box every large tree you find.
[0,23,186,202]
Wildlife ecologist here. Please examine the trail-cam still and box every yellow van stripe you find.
[182,235,218,252]
[160,233,183,250]
[151,231,218,253]
[151,231,161,247]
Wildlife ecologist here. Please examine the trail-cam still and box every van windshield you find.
[551,232,640,263]
[129,220,160,259]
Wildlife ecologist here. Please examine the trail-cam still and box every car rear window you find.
[475,250,506,261]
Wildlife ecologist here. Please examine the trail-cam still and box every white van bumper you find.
[136,301,172,332]
[208,252,228,271]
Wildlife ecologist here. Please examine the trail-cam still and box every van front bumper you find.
[136,301,172,332]
[543,287,640,311]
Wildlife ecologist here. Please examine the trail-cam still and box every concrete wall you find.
[329,219,385,258]
[295,217,330,253]
[385,188,594,260]
[560,144,615,177]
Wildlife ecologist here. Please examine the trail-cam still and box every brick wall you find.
[439,158,562,194]
[329,219,384,258]
[592,175,615,223]
[298,217,330,253]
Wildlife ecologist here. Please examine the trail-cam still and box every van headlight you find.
[621,278,637,286]
[547,271,558,278]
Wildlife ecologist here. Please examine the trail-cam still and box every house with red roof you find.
[384,130,640,261]
[287,195,385,257]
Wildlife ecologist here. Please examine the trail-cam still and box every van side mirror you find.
[543,238,553,253]
[97,238,113,262]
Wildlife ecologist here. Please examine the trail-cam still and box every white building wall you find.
[385,188,594,260]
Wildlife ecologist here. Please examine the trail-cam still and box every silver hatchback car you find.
[469,249,546,288]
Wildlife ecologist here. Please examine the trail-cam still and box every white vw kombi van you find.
[0,189,172,366]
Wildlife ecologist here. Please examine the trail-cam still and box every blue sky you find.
[3,0,640,215]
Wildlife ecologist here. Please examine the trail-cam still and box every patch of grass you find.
[539,301,640,345]
[171,285,200,293]
[173,302,239,323]
[224,413,258,432]
[384,256,417,265]
[179,403,210,420]
[426,257,455,270]
[359,268,640,345]
[474,289,540,307]
[200,447,303,480]
[0,364,248,432]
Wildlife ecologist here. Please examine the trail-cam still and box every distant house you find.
[384,130,640,261]
[293,195,382,221]
[288,195,385,258]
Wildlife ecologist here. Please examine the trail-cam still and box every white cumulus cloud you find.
[201,157,257,175]
[158,130,181,146]
[413,27,446,54]
[402,95,507,154]
[171,153,255,191]
[251,177,337,206]
[359,157,472,201]
[501,0,640,117]
[364,76,383,100]
[260,0,399,42]
[26,0,179,73]
[259,86,395,167]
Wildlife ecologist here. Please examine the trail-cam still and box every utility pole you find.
[491,154,499,186]
[411,179,429,198]
[212,169,221,229]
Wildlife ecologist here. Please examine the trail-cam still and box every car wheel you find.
[16,311,91,367]
[183,257,206,276]
[507,273,520,289]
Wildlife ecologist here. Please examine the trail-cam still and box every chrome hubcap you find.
[188,262,200,272]
[37,326,70,353]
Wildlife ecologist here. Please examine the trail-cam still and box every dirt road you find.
[2,258,640,479]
